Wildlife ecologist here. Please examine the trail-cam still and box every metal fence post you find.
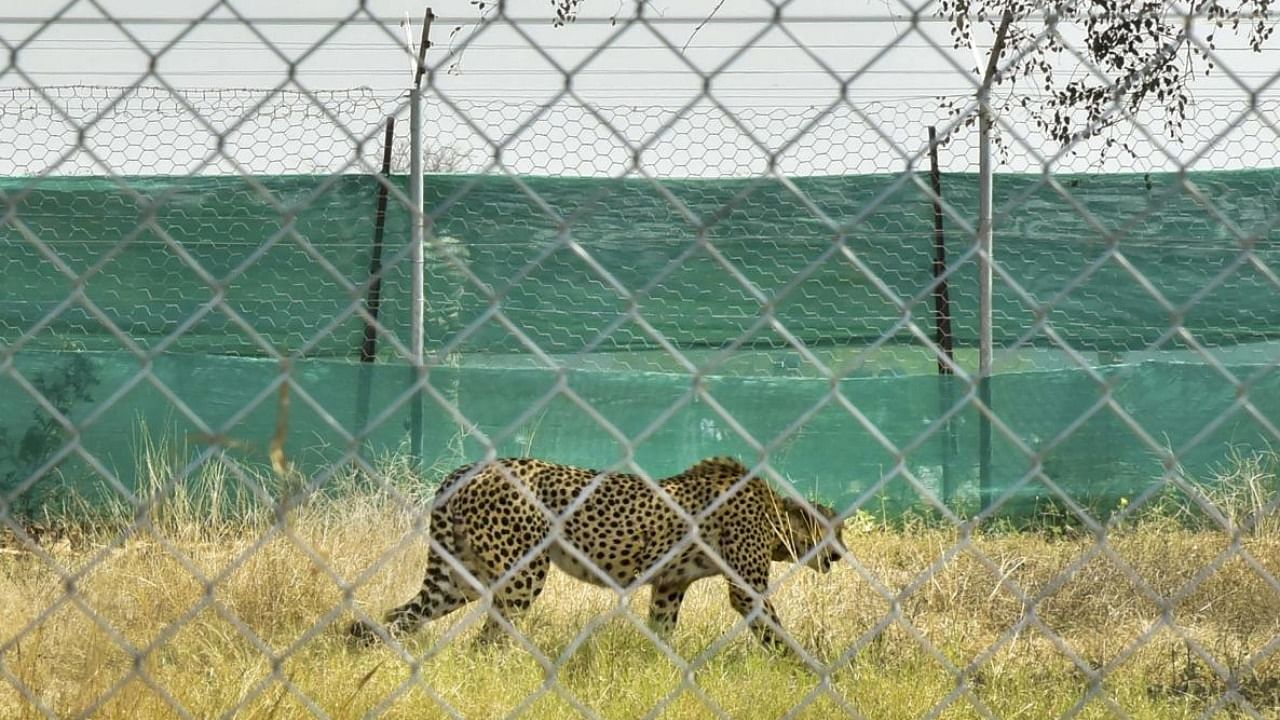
[408,9,432,467]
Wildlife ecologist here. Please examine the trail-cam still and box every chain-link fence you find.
[8,86,1280,177]
[2,4,1280,718]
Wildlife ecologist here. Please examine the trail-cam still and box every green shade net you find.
[2,171,1278,519]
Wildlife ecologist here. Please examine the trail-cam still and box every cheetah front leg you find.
[720,543,791,653]
[727,582,789,653]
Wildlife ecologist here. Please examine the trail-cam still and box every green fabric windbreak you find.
[1,351,1277,520]
[1,171,1278,519]
[2,171,1279,367]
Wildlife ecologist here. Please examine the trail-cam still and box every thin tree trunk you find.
[928,126,953,375]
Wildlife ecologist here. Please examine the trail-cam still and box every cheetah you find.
[349,456,846,651]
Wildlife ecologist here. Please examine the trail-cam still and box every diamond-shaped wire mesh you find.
[1,3,1279,718]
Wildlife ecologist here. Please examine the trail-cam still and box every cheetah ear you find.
[686,457,749,476]
[781,495,833,522]
[812,501,837,520]
[776,495,808,522]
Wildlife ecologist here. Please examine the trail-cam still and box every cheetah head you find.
[771,496,846,573]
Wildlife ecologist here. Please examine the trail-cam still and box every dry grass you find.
[1,445,1278,719]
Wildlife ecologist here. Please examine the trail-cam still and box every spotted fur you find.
[349,456,845,650]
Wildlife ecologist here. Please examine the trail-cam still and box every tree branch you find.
[980,8,1017,93]
[682,0,728,53]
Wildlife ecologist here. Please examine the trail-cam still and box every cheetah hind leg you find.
[474,554,550,646]
[348,550,477,646]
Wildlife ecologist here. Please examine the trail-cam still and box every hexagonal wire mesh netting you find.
[1,3,1280,719]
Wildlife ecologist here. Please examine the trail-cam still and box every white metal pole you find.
[410,86,424,367]
[973,10,1013,512]
[977,105,992,378]
[976,94,994,512]
[403,9,431,465]
[403,13,426,368]
[973,11,1012,380]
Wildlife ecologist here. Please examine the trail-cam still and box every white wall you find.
[3,0,1278,176]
